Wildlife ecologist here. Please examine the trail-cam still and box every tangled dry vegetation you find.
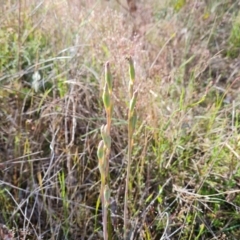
[1,0,240,239]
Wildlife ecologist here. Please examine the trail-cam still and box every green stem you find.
[124,111,133,239]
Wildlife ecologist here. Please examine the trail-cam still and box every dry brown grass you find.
[1,0,240,239]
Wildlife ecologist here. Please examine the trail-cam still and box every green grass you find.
[227,11,240,58]
[0,0,240,239]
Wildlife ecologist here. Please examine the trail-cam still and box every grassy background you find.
[1,0,240,239]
